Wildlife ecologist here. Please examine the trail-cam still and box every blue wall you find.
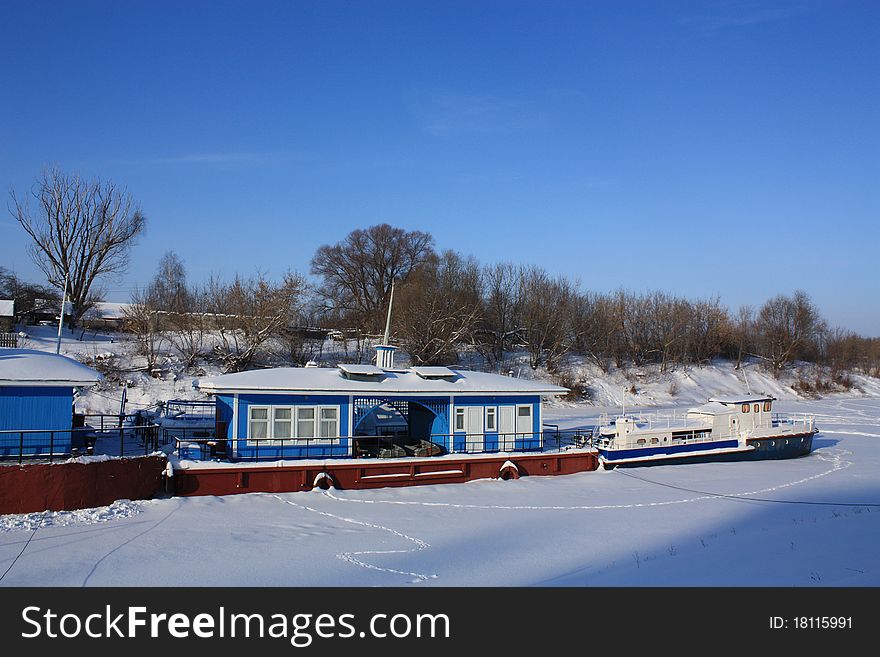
[0,386,74,456]
[219,393,351,460]
[210,392,544,460]
[450,395,542,452]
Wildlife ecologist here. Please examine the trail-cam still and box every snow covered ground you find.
[2,396,878,587]
[14,322,880,416]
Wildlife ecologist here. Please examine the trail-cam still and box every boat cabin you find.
[193,364,567,461]
[688,395,776,434]
[0,348,102,457]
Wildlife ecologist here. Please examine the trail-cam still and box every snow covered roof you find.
[33,299,72,314]
[709,395,775,405]
[0,348,102,387]
[337,363,385,377]
[0,299,13,317]
[687,401,735,415]
[410,366,457,379]
[195,366,567,396]
[81,302,131,320]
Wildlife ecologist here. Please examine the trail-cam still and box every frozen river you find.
[2,397,879,586]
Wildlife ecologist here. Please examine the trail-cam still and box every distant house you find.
[0,300,13,332]
[0,349,102,458]
[81,301,132,331]
[23,298,71,326]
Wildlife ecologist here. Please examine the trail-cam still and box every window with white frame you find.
[296,407,316,438]
[273,407,292,439]
[249,407,269,440]
[485,406,497,432]
[454,407,466,431]
[247,404,340,444]
[320,407,338,438]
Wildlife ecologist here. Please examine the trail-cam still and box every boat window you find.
[248,405,341,443]
[319,407,338,438]
[637,438,646,445]
[764,401,772,412]
[485,407,497,432]
[296,407,316,438]
[454,408,466,431]
[273,407,293,439]
[754,404,760,413]
[518,406,532,417]
[249,407,269,439]
[742,404,750,413]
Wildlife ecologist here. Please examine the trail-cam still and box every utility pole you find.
[55,270,69,355]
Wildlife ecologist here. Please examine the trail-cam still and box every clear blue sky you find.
[1,0,877,335]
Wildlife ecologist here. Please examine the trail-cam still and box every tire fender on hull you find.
[498,460,520,481]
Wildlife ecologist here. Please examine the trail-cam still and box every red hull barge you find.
[171,450,599,497]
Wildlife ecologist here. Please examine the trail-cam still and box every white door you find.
[499,406,516,451]
[516,404,533,443]
[466,406,484,452]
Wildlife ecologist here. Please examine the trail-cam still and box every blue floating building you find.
[0,348,102,457]
[194,361,567,461]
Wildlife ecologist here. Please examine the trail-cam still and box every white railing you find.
[594,427,714,451]
[597,411,711,432]
[772,413,815,430]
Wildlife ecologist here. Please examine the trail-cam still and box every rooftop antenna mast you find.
[375,281,398,369]
[382,280,394,347]
[742,365,752,395]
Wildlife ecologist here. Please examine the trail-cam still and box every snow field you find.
[1,397,878,587]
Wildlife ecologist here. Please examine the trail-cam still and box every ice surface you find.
[1,397,878,587]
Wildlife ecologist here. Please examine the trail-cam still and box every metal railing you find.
[0,414,164,464]
[172,426,598,462]
[162,399,216,418]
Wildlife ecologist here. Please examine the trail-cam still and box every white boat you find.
[593,395,817,468]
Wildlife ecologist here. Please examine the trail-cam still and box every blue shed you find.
[194,363,567,461]
[0,348,102,458]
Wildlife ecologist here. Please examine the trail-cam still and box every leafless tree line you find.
[309,227,871,378]
[31,218,863,379]
[7,169,877,380]
[125,252,309,373]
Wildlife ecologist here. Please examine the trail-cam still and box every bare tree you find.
[207,271,307,372]
[731,305,755,369]
[396,250,482,365]
[124,287,164,373]
[756,290,826,375]
[166,284,210,369]
[518,267,573,371]
[685,296,731,366]
[310,224,435,333]
[277,293,328,366]
[10,167,146,322]
[150,251,188,314]
[569,291,618,373]
[472,262,525,370]
[616,290,652,367]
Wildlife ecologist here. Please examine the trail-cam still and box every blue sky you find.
[1,0,878,335]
